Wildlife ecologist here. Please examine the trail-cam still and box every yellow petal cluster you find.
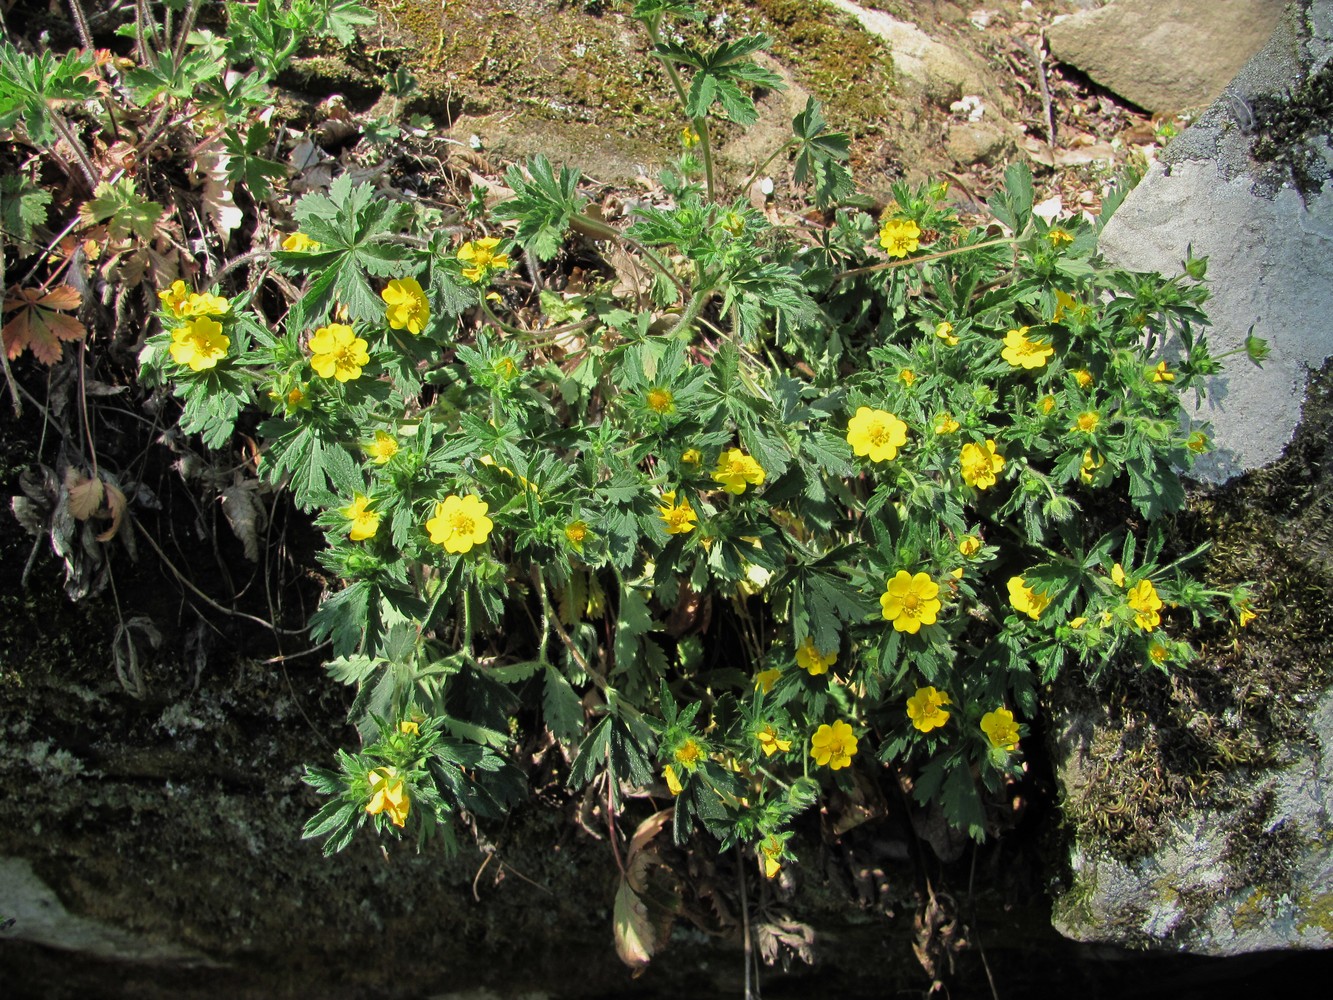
[658,491,698,534]
[1001,326,1055,369]
[980,707,1020,751]
[1126,579,1163,631]
[880,570,942,634]
[810,720,858,769]
[935,320,959,346]
[906,686,951,733]
[457,237,511,283]
[847,407,908,463]
[755,725,791,757]
[959,439,1004,489]
[1007,576,1050,620]
[341,494,380,542]
[426,494,494,554]
[309,323,369,382]
[711,448,766,495]
[169,316,230,371]
[281,231,321,252]
[366,766,410,827]
[795,637,836,676]
[879,218,921,258]
[381,277,431,334]
[367,431,399,465]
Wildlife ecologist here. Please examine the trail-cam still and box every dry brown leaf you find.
[613,877,655,973]
[96,480,127,543]
[2,284,87,364]
[64,467,105,521]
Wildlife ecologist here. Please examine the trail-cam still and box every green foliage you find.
[0,42,98,145]
[0,175,51,245]
[120,0,1250,897]
[79,179,164,241]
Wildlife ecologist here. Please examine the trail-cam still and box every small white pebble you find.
[759,177,775,197]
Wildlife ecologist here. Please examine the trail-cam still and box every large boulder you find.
[1049,0,1333,956]
[1047,0,1289,114]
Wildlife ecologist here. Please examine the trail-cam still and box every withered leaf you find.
[2,285,88,365]
[64,467,105,521]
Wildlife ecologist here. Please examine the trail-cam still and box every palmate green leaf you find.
[791,98,854,209]
[0,176,51,244]
[632,0,704,20]
[177,371,249,448]
[0,43,98,144]
[289,176,414,324]
[312,0,377,46]
[1126,454,1186,519]
[80,179,164,241]
[222,124,288,200]
[987,161,1035,234]
[122,48,223,104]
[656,34,784,126]
[493,154,585,261]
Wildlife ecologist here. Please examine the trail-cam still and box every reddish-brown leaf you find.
[2,284,87,365]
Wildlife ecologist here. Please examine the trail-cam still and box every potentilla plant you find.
[138,0,1264,931]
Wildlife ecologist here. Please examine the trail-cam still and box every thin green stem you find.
[831,236,1018,283]
[644,15,716,201]
[741,138,796,194]
[666,284,713,337]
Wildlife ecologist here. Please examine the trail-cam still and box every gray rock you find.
[1097,0,1333,483]
[945,120,1018,166]
[1051,691,1333,956]
[823,0,998,108]
[1047,0,1288,113]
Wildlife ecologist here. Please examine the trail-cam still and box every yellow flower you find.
[1073,368,1094,389]
[1053,289,1078,323]
[847,406,908,463]
[681,448,702,465]
[169,316,230,372]
[367,430,399,465]
[493,356,519,381]
[959,535,981,558]
[879,218,921,258]
[673,738,702,769]
[753,668,781,694]
[1001,326,1055,369]
[795,637,836,676]
[1073,411,1100,433]
[1007,576,1050,620]
[1079,449,1106,484]
[760,837,783,878]
[342,493,380,542]
[158,279,191,317]
[880,570,942,634]
[1046,227,1074,247]
[1126,579,1163,631]
[646,387,675,415]
[899,368,916,387]
[457,237,511,284]
[980,707,1020,751]
[399,720,420,736]
[720,211,745,237]
[308,323,370,382]
[1069,616,1088,629]
[381,277,431,334]
[935,320,959,346]
[934,412,960,435]
[1110,563,1126,587]
[810,720,858,769]
[658,491,698,534]
[284,385,309,411]
[426,494,494,554]
[564,520,590,548]
[1039,394,1057,415]
[1150,361,1175,383]
[1147,640,1169,664]
[959,439,1004,489]
[282,231,321,252]
[906,686,951,733]
[185,291,230,317]
[1187,431,1210,454]
[681,126,700,148]
[663,764,683,795]
[1237,601,1258,627]
[711,448,766,495]
[756,725,791,757]
[366,766,410,828]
